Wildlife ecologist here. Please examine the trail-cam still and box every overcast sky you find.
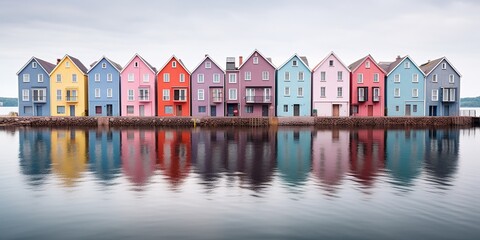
[1,0,479,98]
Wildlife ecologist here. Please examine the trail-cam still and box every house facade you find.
[312,52,350,117]
[120,54,156,116]
[420,57,461,116]
[276,54,311,116]
[49,55,88,116]
[238,50,276,117]
[157,56,191,117]
[17,57,55,116]
[381,56,425,116]
[191,55,225,117]
[87,57,122,116]
[349,55,386,116]
[225,57,240,116]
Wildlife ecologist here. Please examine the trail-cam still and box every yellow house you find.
[50,55,88,116]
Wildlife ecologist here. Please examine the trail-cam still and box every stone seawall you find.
[0,116,474,128]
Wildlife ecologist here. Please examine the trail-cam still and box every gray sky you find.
[1,0,479,98]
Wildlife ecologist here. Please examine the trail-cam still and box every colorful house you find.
[380,56,425,116]
[120,54,157,116]
[348,55,386,116]
[157,130,191,187]
[238,49,276,117]
[225,57,240,116]
[87,56,122,116]
[88,129,121,182]
[49,55,89,116]
[191,55,225,117]
[349,129,385,187]
[17,57,56,116]
[157,55,191,116]
[420,57,461,116]
[312,52,350,117]
[121,129,156,185]
[276,54,311,116]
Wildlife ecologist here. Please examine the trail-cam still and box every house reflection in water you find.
[19,128,51,186]
[424,129,459,186]
[385,130,425,186]
[88,130,121,183]
[157,129,191,187]
[349,129,385,187]
[277,128,311,186]
[121,129,156,186]
[50,129,88,187]
[312,129,350,190]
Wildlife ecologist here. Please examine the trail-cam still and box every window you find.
[23,74,30,82]
[134,62,139,68]
[143,74,149,82]
[338,71,343,81]
[180,73,185,82]
[262,71,269,80]
[394,88,400,97]
[412,88,419,98]
[432,89,438,101]
[165,106,173,114]
[128,73,134,82]
[449,74,455,83]
[22,89,29,101]
[95,106,102,114]
[337,87,343,98]
[198,106,206,112]
[139,88,149,101]
[245,71,251,80]
[212,88,222,102]
[246,88,255,102]
[65,61,70,68]
[163,73,170,82]
[320,87,326,98]
[57,106,65,114]
[72,74,77,83]
[365,61,370,68]
[413,105,417,112]
[205,61,211,68]
[284,87,290,96]
[66,90,77,101]
[396,106,399,111]
[394,74,400,83]
[213,74,220,83]
[283,105,288,112]
[197,74,204,83]
[198,89,205,100]
[357,73,363,83]
[95,88,101,98]
[405,61,410,69]
[229,73,237,83]
[128,89,134,101]
[297,87,303,97]
[253,57,258,64]
[24,106,32,114]
[329,60,334,67]
[173,89,187,101]
[298,71,304,81]
[358,87,367,102]
[162,89,170,101]
[285,72,290,81]
[246,106,254,113]
[37,74,44,82]
[56,74,61,82]
[107,73,112,81]
[292,60,298,66]
[229,88,237,100]
[442,88,456,102]
[321,72,326,81]
[32,89,46,102]
[263,88,270,103]
[56,89,62,100]
[102,63,107,68]
[95,73,100,82]
[432,74,438,82]
[373,87,380,102]
[107,88,112,98]
[127,105,134,114]
[412,74,419,83]
[32,62,37,68]
[442,62,447,70]
[374,73,379,83]
[172,61,177,68]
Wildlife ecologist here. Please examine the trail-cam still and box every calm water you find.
[0,127,479,240]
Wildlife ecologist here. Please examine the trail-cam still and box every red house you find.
[157,55,191,116]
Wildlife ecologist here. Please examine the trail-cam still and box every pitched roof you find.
[120,53,157,74]
[312,51,350,72]
[238,49,276,69]
[157,55,191,74]
[300,56,309,67]
[49,54,88,75]
[380,55,425,76]
[191,54,225,74]
[277,54,310,70]
[87,56,123,73]
[348,54,386,74]
[419,56,462,77]
[17,56,56,75]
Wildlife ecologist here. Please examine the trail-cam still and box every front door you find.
[429,106,437,116]
[227,104,234,116]
[139,105,145,116]
[210,106,216,117]
[405,104,411,116]
[106,104,113,116]
[262,105,269,117]
[69,105,75,116]
[294,104,300,116]
[444,105,450,116]
[368,105,373,116]
[176,105,182,116]
[36,105,42,116]
[332,104,340,117]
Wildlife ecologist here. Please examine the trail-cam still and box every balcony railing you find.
[66,96,78,102]
[33,96,47,103]
[245,96,272,103]
[173,96,187,102]
[138,95,151,102]
[212,97,223,103]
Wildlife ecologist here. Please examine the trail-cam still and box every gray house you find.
[420,57,461,116]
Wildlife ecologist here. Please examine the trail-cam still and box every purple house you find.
[238,49,276,117]
[191,55,225,117]
[225,57,240,116]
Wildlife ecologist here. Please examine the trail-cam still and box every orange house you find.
[157,55,191,116]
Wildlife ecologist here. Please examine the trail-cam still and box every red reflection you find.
[157,130,191,187]
[349,129,385,187]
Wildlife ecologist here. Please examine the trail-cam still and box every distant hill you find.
[0,97,18,107]
[461,96,480,107]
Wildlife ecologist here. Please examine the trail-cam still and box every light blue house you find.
[380,56,425,116]
[17,57,56,116]
[87,56,122,116]
[88,129,121,182]
[276,54,311,116]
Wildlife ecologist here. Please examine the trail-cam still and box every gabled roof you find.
[49,54,88,75]
[348,54,387,74]
[191,54,225,74]
[312,51,350,72]
[17,56,56,75]
[238,49,276,69]
[419,57,462,77]
[380,56,425,76]
[87,56,123,73]
[157,55,191,75]
[277,54,310,71]
[120,53,157,74]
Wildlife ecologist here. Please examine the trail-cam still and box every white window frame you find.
[56,89,62,101]
[197,74,204,83]
[95,73,100,82]
[297,87,303,97]
[139,88,150,101]
[143,74,149,83]
[163,73,170,82]
[205,61,211,69]
[32,62,37,68]
[229,88,237,100]
[374,73,379,83]
[213,73,220,83]
[22,89,29,101]
[321,72,326,82]
[56,74,61,83]
[128,89,134,101]
[246,88,255,102]
[245,71,251,81]
[37,74,44,82]
[432,89,438,101]
[72,74,77,83]
[229,73,237,83]
[365,61,371,69]
[102,63,107,68]
[283,105,288,112]
[449,74,455,83]
[442,62,447,70]
[292,60,298,66]
[172,61,177,68]
[357,73,363,83]
[65,61,70,68]
[107,88,112,98]
[198,89,205,101]
[284,87,290,96]
[337,87,343,98]
[412,74,419,83]
[405,61,410,69]
[128,73,134,82]
[262,71,269,80]
[432,74,438,83]
[412,88,419,98]
[32,89,46,102]
[373,87,380,102]
[329,60,334,67]
[107,73,112,82]
[127,105,134,114]
[134,62,139,68]
[358,88,365,102]
[23,74,30,82]
[264,88,271,102]
[394,74,400,83]
[284,71,290,81]
[179,73,185,83]
[298,71,304,81]
[394,88,400,97]
[253,57,259,64]
[320,87,326,98]
[95,88,101,98]
[162,89,170,101]
[338,71,343,81]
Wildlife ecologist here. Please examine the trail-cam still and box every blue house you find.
[17,57,56,116]
[276,54,311,116]
[276,129,311,185]
[87,56,122,116]
[380,56,425,116]
[420,57,461,116]
[88,129,121,182]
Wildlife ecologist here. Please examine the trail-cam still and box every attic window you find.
[405,61,410,69]
[205,61,211,69]
[66,61,70,68]
[102,63,107,68]
[134,62,139,68]
[365,61,370,69]
[292,60,298,66]
[172,61,177,68]
[32,62,37,68]
[253,57,259,65]
[329,60,334,67]
[442,62,447,70]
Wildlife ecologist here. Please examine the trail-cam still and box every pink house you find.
[348,55,386,116]
[120,54,157,116]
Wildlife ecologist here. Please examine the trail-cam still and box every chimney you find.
[205,54,208,57]
[56,58,61,64]
[239,56,243,66]
[396,55,401,60]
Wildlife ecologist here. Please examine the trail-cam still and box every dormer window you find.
[253,57,259,65]
[329,60,334,67]
[172,61,177,68]
[442,62,447,70]
[405,61,410,69]
[365,61,370,69]
[102,63,107,68]
[292,60,298,66]
[32,62,37,68]
[134,62,139,68]
[205,61,211,68]
[65,61,70,68]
